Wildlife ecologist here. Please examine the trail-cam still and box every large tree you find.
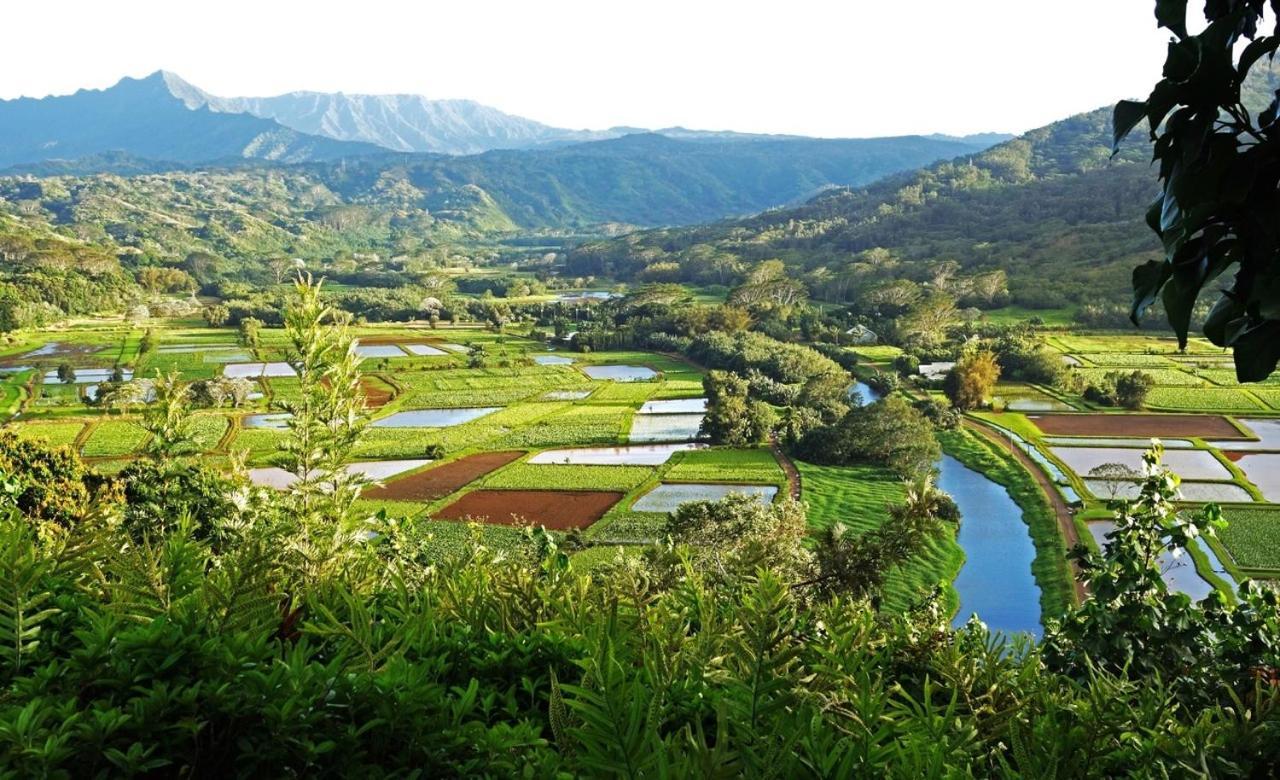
[1118,1,1280,380]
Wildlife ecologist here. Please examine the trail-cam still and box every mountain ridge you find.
[0,72,387,169]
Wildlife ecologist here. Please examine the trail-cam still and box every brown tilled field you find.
[1026,413,1244,439]
[355,335,443,346]
[360,377,395,408]
[434,490,624,530]
[362,451,523,501]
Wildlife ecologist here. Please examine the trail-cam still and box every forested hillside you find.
[0,133,991,279]
[0,215,137,329]
[566,109,1158,310]
[565,62,1280,313]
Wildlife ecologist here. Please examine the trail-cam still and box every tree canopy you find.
[1119,1,1280,380]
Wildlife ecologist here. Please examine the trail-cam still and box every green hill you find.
[565,108,1159,310]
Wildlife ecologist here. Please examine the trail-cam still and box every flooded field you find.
[371,408,500,428]
[631,483,778,512]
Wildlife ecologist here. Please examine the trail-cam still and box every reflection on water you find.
[942,455,1043,637]
[371,408,499,428]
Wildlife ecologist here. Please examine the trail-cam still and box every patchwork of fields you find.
[5,320,1280,609]
[964,330,1280,586]
[0,321,785,554]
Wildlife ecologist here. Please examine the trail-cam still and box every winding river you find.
[940,454,1044,637]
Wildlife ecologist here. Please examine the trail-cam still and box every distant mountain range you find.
[0,70,1012,170]
[0,73,386,169]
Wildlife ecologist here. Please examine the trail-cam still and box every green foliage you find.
[116,460,240,545]
[943,349,1001,411]
[1045,445,1280,710]
[797,397,941,478]
[700,371,772,446]
[1122,2,1280,380]
[0,429,1274,773]
[1082,370,1157,409]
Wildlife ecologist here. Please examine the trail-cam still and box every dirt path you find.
[769,435,802,500]
[964,418,1088,603]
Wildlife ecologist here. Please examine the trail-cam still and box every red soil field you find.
[362,451,523,501]
[434,490,624,530]
[1223,451,1246,462]
[1026,413,1245,439]
[360,377,394,408]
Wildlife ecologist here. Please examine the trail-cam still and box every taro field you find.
[0,319,790,561]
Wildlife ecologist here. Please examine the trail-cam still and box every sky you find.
[0,0,1173,138]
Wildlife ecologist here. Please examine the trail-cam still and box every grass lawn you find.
[81,420,150,457]
[1217,507,1280,573]
[12,421,85,448]
[663,448,784,484]
[796,459,961,614]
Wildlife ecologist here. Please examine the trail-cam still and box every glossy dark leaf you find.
[1203,292,1245,346]
[1230,320,1280,381]
[1163,38,1200,82]
[1156,0,1189,39]
[1113,101,1148,156]
[1131,260,1172,325]
[1162,280,1198,346]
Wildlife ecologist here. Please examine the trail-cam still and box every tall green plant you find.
[280,274,369,581]
[140,370,193,460]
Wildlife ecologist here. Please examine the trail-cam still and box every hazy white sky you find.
[1,0,1171,137]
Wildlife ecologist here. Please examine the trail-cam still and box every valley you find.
[4,2,1280,770]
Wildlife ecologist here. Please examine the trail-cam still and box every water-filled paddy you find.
[582,365,657,382]
[1234,453,1280,501]
[43,368,134,384]
[534,355,574,366]
[941,455,1042,637]
[629,413,705,443]
[244,413,292,429]
[224,362,297,378]
[528,442,703,466]
[1211,418,1280,451]
[344,459,432,481]
[1043,437,1194,448]
[1050,447,1232,481]
[249,459,429,490]
[371,407,499,428]
[632,483,778,513]
[403,344,448,356]
[23,342,100,358]
[638,398,707,414]
[1083,480,1253,502]
[354,344,407,359]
